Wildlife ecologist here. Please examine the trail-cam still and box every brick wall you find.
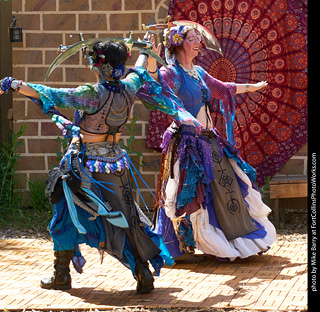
[11,0,171,208]
[11,0,307,210]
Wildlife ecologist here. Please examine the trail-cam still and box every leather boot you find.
[135,262,154,294]
[40,250,73,290]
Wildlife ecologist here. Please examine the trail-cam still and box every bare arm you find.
[147,57,159,81]
[146,34,161,81]
[235,81,268,94]
[0,79,40,98]
[15,82,40,98]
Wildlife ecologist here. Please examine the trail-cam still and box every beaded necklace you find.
[180,63,200,81]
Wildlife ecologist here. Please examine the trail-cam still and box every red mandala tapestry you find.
[146,0,308,186]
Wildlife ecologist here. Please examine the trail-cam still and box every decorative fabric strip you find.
[84,142,129,174]
[176,125,214,216]
[160,125,215,218]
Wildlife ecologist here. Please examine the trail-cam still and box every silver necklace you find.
[180,63,199,80]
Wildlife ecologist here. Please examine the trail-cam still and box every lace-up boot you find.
[40,250,73,290]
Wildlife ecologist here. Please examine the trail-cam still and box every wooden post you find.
[274,198,280,229]
[0,0,13,144]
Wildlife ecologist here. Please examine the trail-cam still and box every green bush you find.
[23,178,52,231]
[0,125,25,223]
[25,179,50,211]
[0,126,52,231]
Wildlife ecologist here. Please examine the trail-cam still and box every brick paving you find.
[0,237,307,311]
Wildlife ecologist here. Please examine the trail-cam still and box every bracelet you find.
[139,50,149,58]
[0,77,22,93]
[1,77,13,94]
[148,68,158,74]
[11,79,22,92]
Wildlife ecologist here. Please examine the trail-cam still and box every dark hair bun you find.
[89,41,128,67]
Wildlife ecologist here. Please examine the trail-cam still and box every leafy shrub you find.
[0,126,25,222]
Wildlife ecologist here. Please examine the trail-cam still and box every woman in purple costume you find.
[141,25,276,261]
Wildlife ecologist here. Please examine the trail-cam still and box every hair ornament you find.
[101,63,125,80]
[171,32,184,46]
[126,44,131,59]
[97,48,105,64]
[164,25,187,49]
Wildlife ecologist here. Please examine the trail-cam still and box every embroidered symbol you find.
[227,198,240,215]
[212,149,222,163]
[219,172,233,191]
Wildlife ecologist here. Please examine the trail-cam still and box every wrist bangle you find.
[1,77,14,94]
[148,68,158,74]
[139,50,149,58]
[11,79,22,92]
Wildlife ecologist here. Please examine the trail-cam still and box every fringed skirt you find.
[153,124,276,261]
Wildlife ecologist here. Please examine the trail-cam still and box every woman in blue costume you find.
[138,25,276,261]
[0,39,201,293]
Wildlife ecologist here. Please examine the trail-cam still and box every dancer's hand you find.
[149,34,162,56]
[251,81,268,91]
[236,81,268,94]
[142,32,161,55]
[144,33,161,78]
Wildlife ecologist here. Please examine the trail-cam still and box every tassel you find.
[62,179,87,234]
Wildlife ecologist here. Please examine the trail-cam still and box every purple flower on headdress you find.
[164,25,186,49]
[171,32,184,46]
[101,63,125,80]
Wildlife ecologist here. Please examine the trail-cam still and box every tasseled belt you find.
[84,141,129,173]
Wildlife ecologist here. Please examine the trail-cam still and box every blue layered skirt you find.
[47,141,174,275]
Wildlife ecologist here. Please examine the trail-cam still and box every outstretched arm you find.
[235,81,268,94]
[0,78,39,98]
[145,38,268,94]
[0,77,83,138]
[1,76,100,114]
[16,82,40,98]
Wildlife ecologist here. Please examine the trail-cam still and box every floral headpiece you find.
[163,25,194,65]
[102,63,125,80]
[164,25,187,49]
